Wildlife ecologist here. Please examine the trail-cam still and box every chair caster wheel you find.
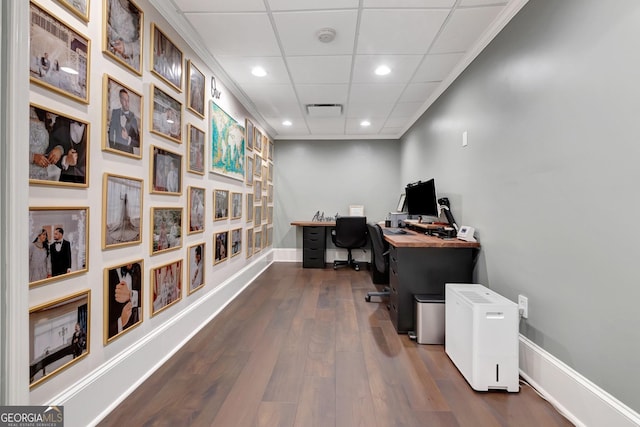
[354,265,360,271]
[333,265,337,270]
[365,296,371,302]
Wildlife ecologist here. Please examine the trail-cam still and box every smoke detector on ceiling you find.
[316,27,336,43]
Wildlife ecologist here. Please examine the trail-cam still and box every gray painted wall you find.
[273,139,401,249]
[273,0,640,412]
[401,0,640,412]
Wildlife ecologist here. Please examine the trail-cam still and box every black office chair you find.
[331,216,368,271]
[365,223,390,302]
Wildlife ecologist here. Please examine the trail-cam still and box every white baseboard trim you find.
[519,335,640,427]
[273,247,369,264]
[48,254,273,427]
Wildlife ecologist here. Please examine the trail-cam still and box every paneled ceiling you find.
[153,0,527,140]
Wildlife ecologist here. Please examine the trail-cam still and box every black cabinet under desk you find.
[302,225,327,268]
[384,230,480,334]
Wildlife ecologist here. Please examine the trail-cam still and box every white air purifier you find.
[445,283,519,392]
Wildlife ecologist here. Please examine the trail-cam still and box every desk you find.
[291,221,335,268]
[384,229,480,334]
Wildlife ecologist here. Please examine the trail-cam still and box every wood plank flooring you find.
[98,263,573,427]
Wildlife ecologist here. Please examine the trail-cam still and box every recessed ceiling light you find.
[282,120,292,126]
[251,66,267,77]
[374,65,391,76]
[360,120,371,127]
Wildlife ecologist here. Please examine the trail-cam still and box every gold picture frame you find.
[150,84,182,143]
[231,192,243,220]
[103,75,143,158]
[58,0,90,22]
[214,230,228,264]
[102,173,142,249]
[187,124,205,175]
[246,228,253,258]
[187,60,205,118]
[150,259,183,316]
[187,243,205,295]
[187,186,205,234]
[103,0,143,75]
[245,119,254,151]
[29,289,90,388]
[230,227,242,258]
[246,194,254,224]
[150,207,183,255]
[103,259,143,344]
[29,103,90,188]
[254,229,262,254]
[150,22,183,92]
[29,207,89,287]
[30,2,90,104]
[214,189,229,221]
[150,145,182,195]
[245,154,254,186]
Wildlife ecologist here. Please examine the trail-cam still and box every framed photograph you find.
[396,193,406,212]
[268,184,274,203]
[268,162,273,182]
[59,0,90,22]
[29,207,88,287]
[29,103,90,187]
[187,124,205,175]
[151,84,182,143]
[254,181,262,202]
[103,0,142,75]
[214,230,228,264]
[268,139,274,160]
[30,2,90,104]
[103,75,142,158]
[151,207,183,255]
[187,186,205,234]
[187,243,205,295]
[246,194,254,223]
[254,205,262,227]
[230,228,242,258]
[254,155,262,178]
[210,101,245,181]
[267,227,273,247]
[187,60,205,118]
[151,145,182,195]
[150,23,183,92]
[268,206,273,224]
[151,259,182,316]
[254,229,262,254]
[102,173,142,249]
[231,192,243,220]
[245,154,254,186]
[245,119,254,151]
[103,260,143,344]
[254,128,262,153]
[246,228,253,258]
[262,165,268,182]
[262,135,269,159]
[29,289,90,388]
[214,189,229,221]
[262,196,268,220]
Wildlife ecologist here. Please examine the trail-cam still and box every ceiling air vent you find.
[305,104,343,118]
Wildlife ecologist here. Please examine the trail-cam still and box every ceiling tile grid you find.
[166,0,525,139]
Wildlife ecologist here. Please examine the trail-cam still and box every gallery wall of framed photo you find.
[27,0,275,402]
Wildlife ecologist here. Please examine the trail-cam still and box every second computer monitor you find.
[405,179,438,219]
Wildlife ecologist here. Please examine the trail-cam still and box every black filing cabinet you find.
[302,226,326,268]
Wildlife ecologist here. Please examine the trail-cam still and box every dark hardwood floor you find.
[98,263,573,427]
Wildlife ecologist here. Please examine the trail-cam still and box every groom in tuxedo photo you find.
[49,227,72,276]
[108,87,139,154]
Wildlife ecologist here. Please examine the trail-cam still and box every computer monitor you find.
[405,179,438,219]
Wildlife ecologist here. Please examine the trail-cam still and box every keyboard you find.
[383,228,407,235]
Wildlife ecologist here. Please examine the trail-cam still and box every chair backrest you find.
[332,216,368,249]
[367,223,389,273]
